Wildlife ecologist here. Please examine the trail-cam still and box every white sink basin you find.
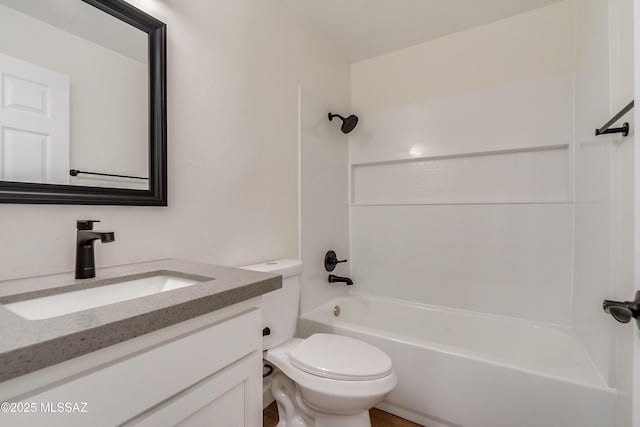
[4,274,205,320]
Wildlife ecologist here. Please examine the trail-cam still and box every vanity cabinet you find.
[0,300,263,427]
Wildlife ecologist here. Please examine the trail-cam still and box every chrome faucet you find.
[75,220,115,279]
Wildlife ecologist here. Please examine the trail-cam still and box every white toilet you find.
[241,259,397,427]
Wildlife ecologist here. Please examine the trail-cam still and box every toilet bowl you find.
[241,259,397,427]
[267,336,397,422]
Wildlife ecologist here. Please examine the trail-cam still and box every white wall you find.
[351,1,576,112]
[349,0,577,324]
[572,0,615,388]
[299,86,350,313]
[573,0,636,417]
[633,1,640,423]
[0,0,350,283]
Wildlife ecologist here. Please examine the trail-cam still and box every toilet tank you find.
[240,259,302,350]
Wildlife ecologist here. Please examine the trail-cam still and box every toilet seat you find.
[265,337,397,401]
[288,333,392,381]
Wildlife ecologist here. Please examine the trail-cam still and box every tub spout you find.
[328,274,353,286]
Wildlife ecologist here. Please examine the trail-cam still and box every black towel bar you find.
[595,100,634,137]
[69,169,148,180]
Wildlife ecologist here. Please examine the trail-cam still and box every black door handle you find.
[603,291,640,328]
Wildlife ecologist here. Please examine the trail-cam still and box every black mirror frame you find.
[0,0,167,206]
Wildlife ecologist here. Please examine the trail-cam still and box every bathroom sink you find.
[3,272,211,320]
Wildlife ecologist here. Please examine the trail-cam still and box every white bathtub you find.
[297,294,615,427]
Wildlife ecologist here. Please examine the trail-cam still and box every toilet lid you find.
[287,334,392,381]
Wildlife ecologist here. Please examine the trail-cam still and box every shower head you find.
[328,112,359,134]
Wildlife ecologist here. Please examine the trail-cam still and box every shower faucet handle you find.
[324,250,347,272]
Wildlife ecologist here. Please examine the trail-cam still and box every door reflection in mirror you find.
[0,0,148,190]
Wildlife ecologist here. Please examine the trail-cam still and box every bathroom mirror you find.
[0,0,166,205]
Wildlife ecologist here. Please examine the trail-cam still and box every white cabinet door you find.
[130,352,263,427]
[0,52,69,184]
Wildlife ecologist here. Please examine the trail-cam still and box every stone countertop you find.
[0,259,281,383]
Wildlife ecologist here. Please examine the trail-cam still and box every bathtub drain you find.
[333,305,341,317]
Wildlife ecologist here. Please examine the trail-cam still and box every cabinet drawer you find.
[4,308,261,427]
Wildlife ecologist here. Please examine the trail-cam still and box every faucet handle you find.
[77,220,100,230]
[324,250,348,272]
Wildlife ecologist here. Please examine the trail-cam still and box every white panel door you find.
[0,52,69,184]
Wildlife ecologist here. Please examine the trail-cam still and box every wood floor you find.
[263,401,423,427]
